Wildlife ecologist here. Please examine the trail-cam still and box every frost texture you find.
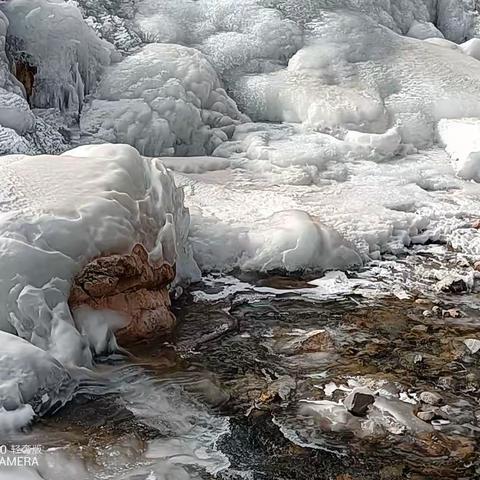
[80,43,248,156]
[0,144,199,426]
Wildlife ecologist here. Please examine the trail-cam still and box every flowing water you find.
[2,246,480,479]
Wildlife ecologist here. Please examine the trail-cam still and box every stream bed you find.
[1,245,480,480]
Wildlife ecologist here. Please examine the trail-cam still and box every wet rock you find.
[441,308,462,318]
[295,330,334,353]
[464,338,480,354]
[411,324,428,333]
[417,408,448,423]
[435,275,470,294]
[380,464,405,479]
[419,391,444,406]
[257,375,296,406]
[417,411,435,422]
[70,243,176,344]
[343,388,375,417]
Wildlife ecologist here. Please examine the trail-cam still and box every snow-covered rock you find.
[80,43,248,156]
[0,144,199,427]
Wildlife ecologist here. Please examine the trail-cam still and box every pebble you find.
[411,325,428,333]
[417,411,435,422]
[419,391,444,406]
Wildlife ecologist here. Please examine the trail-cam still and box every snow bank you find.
[436,118,480,182]
[0,144,198,427]
[80,43,247,156]
[1,0,114,112]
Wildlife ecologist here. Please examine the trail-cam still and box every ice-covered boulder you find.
[80,43,248,156]
[436,118,480,182]
[0,144,199,427]
[1,0,114,112]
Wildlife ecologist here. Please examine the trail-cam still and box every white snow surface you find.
[0,144,198,427]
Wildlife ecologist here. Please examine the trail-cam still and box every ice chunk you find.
[436,118,480,181]
[344,128,402,159]
[80,43,247,156]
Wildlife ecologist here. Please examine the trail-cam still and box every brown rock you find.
[296,330,334,353]
[70,244,176,344]
[474,261,480,272]
[472,219,480,229]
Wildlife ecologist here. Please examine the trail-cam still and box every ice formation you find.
[1,0,114,112]
[80,43,248,156]
[0,144,197,427]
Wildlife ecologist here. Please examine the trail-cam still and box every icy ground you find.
[0,0,479,453]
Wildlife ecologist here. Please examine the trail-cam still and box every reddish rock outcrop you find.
[69,244,176,345]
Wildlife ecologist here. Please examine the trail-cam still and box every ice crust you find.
[0,144,198,427]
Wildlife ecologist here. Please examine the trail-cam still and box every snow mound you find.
[80,43,248,156]
[244,210,362,273]
[1,0,114,112]
[436,118,480,182]
[0,144,198,425]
